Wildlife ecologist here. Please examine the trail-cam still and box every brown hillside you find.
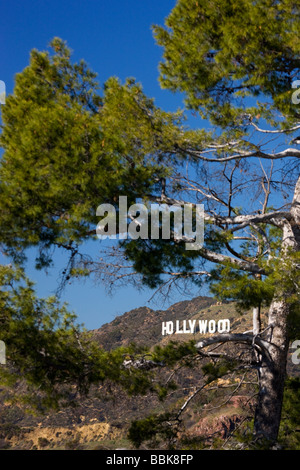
[0,296,297,450]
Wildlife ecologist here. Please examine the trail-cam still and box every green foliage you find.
[153,0,300,126]
[278,377,300,449]
[120,206,206,288]
[209,263,275,310]
[128,412,177,448]
[287,306,300,342]
[0,262,202,410]
[0,1,299,449]
[0,264,166,407]
[201,358,238,383]
[0,38,180,266]
[209,243,300,314]
[121,238,195,289]
[0,265,100,401]
[234,377,300,450]
[151,340,197,367]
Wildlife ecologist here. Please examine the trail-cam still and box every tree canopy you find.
[1,0,300,449]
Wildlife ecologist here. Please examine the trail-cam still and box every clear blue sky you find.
[2,0,180,108]
[1,0,205,330]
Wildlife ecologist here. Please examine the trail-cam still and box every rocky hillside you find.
[0,296,297,450]
[90,296,216,350]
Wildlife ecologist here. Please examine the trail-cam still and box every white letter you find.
[0,341,5,365]
[128,203,148,239]
[0,81,5,105]
[150,204,183,240]
[208,320,216,333]
[217,319,230,333]
[175,320,183,334]
[189,319,196,334]
[118,196,128,239]
[96,204,117,239]
[198,320,208,334]
[162,321,173,336]
[291,340,300,365]
[184,204,204,250]
[292,80,300,105]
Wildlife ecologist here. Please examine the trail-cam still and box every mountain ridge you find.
[90,296,219,350]
[1,294,296,450]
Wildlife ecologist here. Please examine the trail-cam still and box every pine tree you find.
[1,1,300,447]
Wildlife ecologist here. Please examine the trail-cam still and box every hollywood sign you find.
[162,319,230,336]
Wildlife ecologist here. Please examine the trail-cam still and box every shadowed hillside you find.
[0,296,298,450]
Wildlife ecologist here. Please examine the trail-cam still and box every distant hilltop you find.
[90,296,239,351]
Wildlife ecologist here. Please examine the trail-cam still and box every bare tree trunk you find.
[253,176,300,443]
[253,298,289,443]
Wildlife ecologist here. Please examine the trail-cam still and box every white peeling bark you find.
[253,175,300,442]
[253,306,261,336]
